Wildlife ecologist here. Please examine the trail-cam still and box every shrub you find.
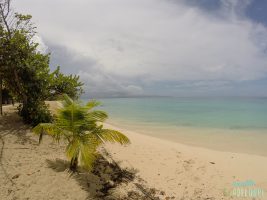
[18,100,53,126]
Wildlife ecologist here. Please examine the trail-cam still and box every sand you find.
[105,123,267,199]
[1,105,267,199]
[0,105,89,200]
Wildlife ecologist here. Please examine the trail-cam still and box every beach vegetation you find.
[48,66,84,100]
[33,95,130,171]
[0,0,83,125]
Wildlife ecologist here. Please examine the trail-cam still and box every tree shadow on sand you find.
[0,107,36,145]
[0,107,38,186]
[46,154,163,200]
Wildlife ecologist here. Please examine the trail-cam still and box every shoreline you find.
[104,122,267,199]
[106,119,267,157]
[1,105,266,199]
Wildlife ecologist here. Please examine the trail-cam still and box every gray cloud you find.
[13,0,267,97]
[47,42,144,98]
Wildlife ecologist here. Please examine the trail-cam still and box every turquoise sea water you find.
[95,97,267,155]
[99,97,267,130]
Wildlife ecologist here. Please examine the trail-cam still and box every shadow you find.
[0,106,164,199]
[46,155,161,200]
[46,159,71,173]
[0,106,38,186]
[46,155,162,200]
[46,155,137,199]
[0,107,35,145]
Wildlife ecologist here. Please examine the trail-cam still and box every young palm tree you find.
[33,95,130,171]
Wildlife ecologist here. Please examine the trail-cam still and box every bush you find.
[18,101,53,126]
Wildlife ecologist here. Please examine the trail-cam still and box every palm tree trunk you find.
[70,156,78,171]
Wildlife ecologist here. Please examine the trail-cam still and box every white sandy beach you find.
[104,123,267,199]
[0,105,266,199]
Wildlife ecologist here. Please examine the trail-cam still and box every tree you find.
[33,95,130,171]
[0,0,36,101]
[48,66,83,100]
[1,27,53,125]
[0,0,83,124]
[0,0,41,118]
[0,0,8,115]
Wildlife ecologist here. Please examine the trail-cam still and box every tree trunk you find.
[70,156,78,172]
[0,75,2,115]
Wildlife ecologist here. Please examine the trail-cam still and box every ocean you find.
[96,97,267,156]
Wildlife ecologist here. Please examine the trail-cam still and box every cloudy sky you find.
[14,0,267,97]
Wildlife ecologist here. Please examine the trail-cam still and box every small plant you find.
[33,95,130,171]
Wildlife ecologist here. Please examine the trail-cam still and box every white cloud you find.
[32,35,48,53]
[13,0,267,96]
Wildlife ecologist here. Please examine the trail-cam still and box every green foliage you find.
[48,66,84,100]
[33,95,130,171]
[0,1,83,125]
[0,3,53,125]
[18,101,53,126]
[1,29,53,125]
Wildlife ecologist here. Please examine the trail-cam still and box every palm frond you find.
[62,94,74,106]
[79,141,98,170]
[66,138,80,160]
[58,108,85,124]
[33,123,62,143]
[86,110,108,122]
[75,133,100,170]
[86,100,102,110]
[95,129,130,145]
